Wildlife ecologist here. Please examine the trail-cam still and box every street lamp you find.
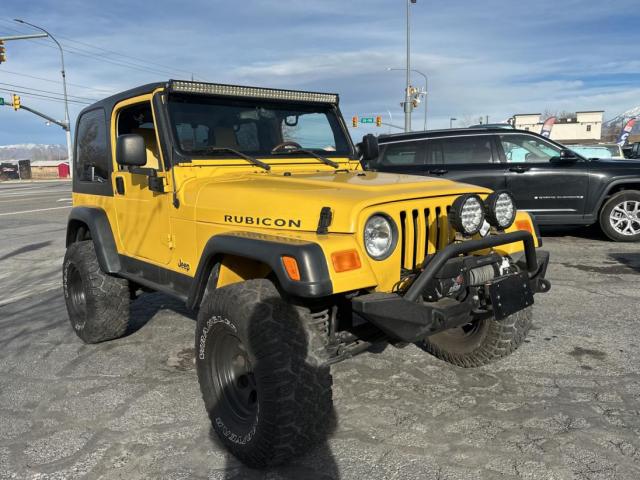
[14,19,72,172]
[450,117,457,129]
[387,67,428,130]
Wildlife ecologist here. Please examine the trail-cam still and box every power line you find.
[55,33,203,79]
[0,68,114,94]
[0,19,199,79]
[0,81,98,102]
[0,87,91,105]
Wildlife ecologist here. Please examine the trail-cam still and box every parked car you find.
[625,142,640,159]
[62,81,549,468]
[565,145,613,160]
[599,143,626,159]
[565,143,625,160]
[371,128,640,241]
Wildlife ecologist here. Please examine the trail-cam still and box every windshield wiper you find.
[191,146,270,171]
[273,148,339,168]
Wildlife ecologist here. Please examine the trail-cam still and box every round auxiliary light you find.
[485,190,517,230]
[450,194,485,236]
[363,214,397,260]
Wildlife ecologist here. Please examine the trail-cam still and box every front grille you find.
[399,205,451,270]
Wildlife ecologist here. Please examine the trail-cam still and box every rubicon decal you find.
[224,215,301,228]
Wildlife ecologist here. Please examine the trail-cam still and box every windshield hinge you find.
[317,207,333,234]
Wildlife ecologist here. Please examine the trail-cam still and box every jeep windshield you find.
[167,94,352,160]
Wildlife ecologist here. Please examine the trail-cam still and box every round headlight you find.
[364,214,397,260]
[450,194,485,236]
[485,190,516,229]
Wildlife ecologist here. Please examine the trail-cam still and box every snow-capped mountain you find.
[604,106,640,129]
[0,144,68,161]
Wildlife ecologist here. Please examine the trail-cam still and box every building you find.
[513,111,604,144]
[29,160,70,179]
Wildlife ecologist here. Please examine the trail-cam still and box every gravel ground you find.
[1,182,640,479]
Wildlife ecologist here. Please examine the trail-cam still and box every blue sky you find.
[0,0,639,146]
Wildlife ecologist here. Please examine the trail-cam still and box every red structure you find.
[58,162,70,178]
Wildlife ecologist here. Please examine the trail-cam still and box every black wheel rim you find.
[210,330,258,423]
[426,317,488,354]
[67,264,87,319]
[444,318,483,339]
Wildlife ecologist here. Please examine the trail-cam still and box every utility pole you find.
[14,19,73,176]
[404,0,417,132]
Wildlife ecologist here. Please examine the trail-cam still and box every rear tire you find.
[195,278,333,468]
[62,241,131,343]
[599,190,640,242]
[418,308,532,367]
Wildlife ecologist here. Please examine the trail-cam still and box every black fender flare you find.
[594,179,640,214]
[66,206,121,273]
[186,232,333,310]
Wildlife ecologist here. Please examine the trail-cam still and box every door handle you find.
[115,176,125,195]
[428,168,448,175]
[509,166,529,173]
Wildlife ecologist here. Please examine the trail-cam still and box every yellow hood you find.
[189,170,490,233]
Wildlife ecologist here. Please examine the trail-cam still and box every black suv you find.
[371,128,640,242]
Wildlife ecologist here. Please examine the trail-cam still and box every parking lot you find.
[1,181,640,480]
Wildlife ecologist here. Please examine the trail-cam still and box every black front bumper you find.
[351,231,550,343]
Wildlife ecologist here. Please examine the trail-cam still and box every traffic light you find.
[0,41,5,64]
[352,116,358,128]
[376,115,382,127]
[12,94,20,111]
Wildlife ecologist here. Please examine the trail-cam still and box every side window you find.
[499,134,562,163]
[117,101,161,170]
[378,142,425,166]
[76,109,109,182]
[426,141,444,165]
[440,136,494,164]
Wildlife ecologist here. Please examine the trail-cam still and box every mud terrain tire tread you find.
[195,278,333,468]
[63,240,131,343]
[419,307,533,368]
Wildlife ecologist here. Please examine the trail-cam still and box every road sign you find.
[0,97,4,106]
[360,117,375,124]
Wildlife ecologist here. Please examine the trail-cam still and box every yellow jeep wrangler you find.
[63,80,550,467]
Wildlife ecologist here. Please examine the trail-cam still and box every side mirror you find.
[556,149,579,162]
[359,134,379,161]
[116,134,147,167]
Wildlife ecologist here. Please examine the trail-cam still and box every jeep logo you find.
[224,215,301,229]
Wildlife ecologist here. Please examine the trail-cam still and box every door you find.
[428,135,507,192]
[497,133,589,220]
[112,96,173,264]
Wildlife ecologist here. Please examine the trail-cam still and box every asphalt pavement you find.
[1,180,640,479]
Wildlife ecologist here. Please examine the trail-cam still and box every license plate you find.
[487,272,534,320]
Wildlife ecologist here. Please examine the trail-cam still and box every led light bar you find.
[169,80,339,104]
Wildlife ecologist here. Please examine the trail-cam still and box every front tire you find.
[62,241,131,343]
[599,190,640,242]
[195,279,333,468]
[418,308,533,368]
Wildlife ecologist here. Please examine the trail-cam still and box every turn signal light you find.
[331,249,361,273]
[282,256,301,281]
[515,219,533,234]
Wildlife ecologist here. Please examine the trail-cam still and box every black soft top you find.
[77,81,166,118]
